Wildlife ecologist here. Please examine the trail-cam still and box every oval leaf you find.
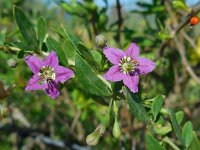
[14,6,38,50]
[169,109,184,144]
[146,133,164,150]
[151,95,164,121]
[38,16,47,49]
[182,121,193,148]
[123,87,149,123]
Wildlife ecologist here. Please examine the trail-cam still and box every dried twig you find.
[116,0,123,46]
[174,36,200,84]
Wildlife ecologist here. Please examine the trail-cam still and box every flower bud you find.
[112,120,121,139]
[86,124,106,146]
[7,58,18,68]
[86,131,100,146]
[95,34,107,48]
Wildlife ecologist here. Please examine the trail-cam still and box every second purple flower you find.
[103,42,156,93]
[25,51,74,99]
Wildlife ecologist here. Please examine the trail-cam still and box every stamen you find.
[38,66,56,84]
[119,56,138,74]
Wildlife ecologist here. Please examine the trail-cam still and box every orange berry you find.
[190,16,199,26]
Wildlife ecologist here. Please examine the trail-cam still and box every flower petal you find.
[123,75,139,93]
[104,65,124,81]
[103,47,124,64]
[45,81,60,99]
[125,42,140,58]
[137,58,156,75]
[25,75,44,91]
[25,55,43,74]
[55,66,74,83]
[44,51,59,67]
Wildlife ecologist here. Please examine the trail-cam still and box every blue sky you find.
[44,0,200,10]
[94,0,199,9]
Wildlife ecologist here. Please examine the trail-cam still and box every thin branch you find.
[116,0,123,46]
[174,36,200,84]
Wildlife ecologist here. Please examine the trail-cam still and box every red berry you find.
[190,16,199,26]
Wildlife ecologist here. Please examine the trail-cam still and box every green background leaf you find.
[46,37,68,66]
[14,6,38,50]
[38,16,47,49]
[151,95,164,121]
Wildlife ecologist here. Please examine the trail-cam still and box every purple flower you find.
[25,51,74,99]
[103,42,156,93]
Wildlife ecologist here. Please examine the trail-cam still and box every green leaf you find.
[75,54,112,96]
[12,41,30,50]
[145,133,164,150]
[172,0,189,11]
[59,26,98,66]
[123,87,149,123]
[188,132,200,150]
[151,95,164,121]
[38,16,47,49]
[17,50,25,59]
[46,37,68,66]
[153,123,172,136]
[169,109,184,144]
[0,33,5,46]
[91,50,102,64]
[175,111,184,125]
[77,42,97,65]
[182,121,193,148]
[14,6,38,50]
[61,39,76,59]
[60,26,80,53]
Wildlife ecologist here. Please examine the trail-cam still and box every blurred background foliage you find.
[0,0,200,149]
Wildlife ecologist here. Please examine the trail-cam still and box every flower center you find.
[38,66,56,84]
[119,56,138,74]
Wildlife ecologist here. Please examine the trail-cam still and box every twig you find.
[163,137,181,150]
[174,36,200,84]
[181,30,197,51]
[116,0,123,46]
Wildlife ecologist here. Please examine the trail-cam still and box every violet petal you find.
[44,81,60,99]
[25,74,45,91]
[25,55,43,74]
[123,75,139,93]
[44,51,58,67]
[103,47,124,65]
[104,65,124,82]
[137,58,156,75]
[55,66,74,83]
[125,42,140,58]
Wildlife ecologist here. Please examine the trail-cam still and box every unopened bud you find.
[112,120,121,139]
[86,124,106,146]
[86,131,100,146]
[7,58,18,68]
[95,34,107,48]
